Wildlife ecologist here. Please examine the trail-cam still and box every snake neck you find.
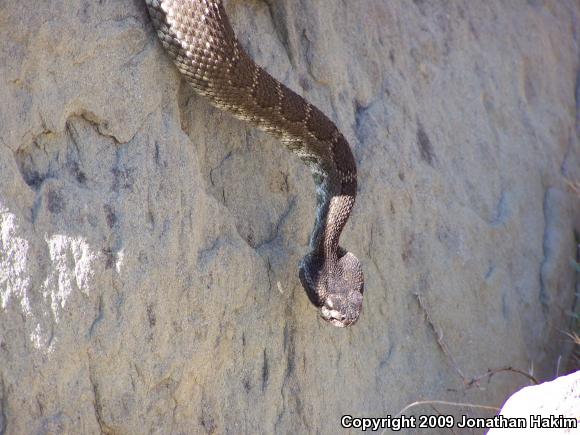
[308,171,357,264]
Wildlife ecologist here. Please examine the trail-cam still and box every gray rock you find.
[488,370,580,434]
[0,0,578,433]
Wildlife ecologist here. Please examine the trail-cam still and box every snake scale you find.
[145,0,364,327]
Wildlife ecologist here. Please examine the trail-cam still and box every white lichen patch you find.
[43,234,99,321]
[0,209,31,312]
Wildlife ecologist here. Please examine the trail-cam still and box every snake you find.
[144,0,364,327]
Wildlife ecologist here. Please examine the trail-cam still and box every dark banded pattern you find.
[145,0,363,327]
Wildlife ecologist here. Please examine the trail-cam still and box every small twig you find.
[395,400,500,417]
[414,292,467,381]
[563,330,580,345]
[465,366,539,387]
[565,179,580,197]
[380,401,499,435]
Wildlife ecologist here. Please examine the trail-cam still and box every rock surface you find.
[0,0,579,433]
[488,370,580,434]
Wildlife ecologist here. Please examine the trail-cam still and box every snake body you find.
[145,0,364,327]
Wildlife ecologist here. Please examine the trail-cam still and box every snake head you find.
[320,289,363,327]
[299,250,364,327]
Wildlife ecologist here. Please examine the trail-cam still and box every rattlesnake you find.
[144,0,364,327]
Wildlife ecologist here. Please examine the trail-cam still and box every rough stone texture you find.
[488,370,580,434]
[0,0,578,433]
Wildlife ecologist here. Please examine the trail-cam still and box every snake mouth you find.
[320,305,357,327]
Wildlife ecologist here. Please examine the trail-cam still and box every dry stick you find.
[395,400,500,417]
[466,366,539,387]
[563,331,580,369]
[414,292,467,381]
[565,179,580,197]
[380,401,501,435]
[564,331,580,345]
[414,292,539,387]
